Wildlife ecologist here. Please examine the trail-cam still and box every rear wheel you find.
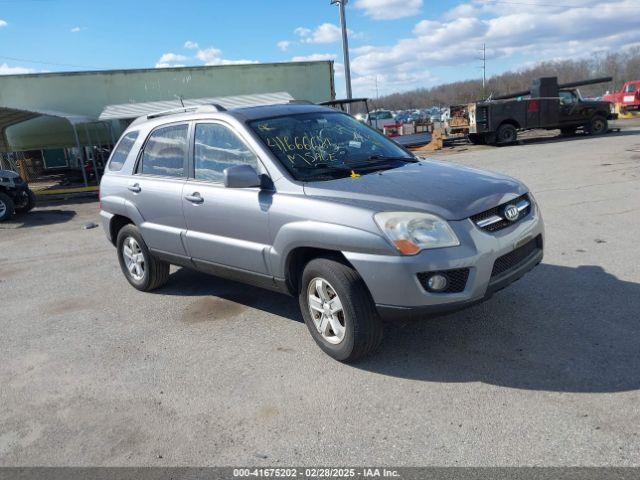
[0,192,14,222]
[116,224,170,291]
[587,114,608,135]
[298,258,383,362]
[496,123,518,145]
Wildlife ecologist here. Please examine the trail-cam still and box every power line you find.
[0,55,96,69]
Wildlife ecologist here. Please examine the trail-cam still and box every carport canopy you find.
[0,105,95,151]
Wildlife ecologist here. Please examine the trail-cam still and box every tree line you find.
[371,48,640,110]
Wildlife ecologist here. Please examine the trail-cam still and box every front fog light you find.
[427,274,448,292]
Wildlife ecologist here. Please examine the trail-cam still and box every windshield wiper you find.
[366,155,418,163]
[296,156,418,180]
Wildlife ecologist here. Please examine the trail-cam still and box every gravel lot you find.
[1,123,639,466]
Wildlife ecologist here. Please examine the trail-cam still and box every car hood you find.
[303,159,527,220]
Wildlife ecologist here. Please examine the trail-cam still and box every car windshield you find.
[249,111,415,181]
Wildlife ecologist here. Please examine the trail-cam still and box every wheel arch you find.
[498,118,521,130]
[109,214,134,246]
[270,220,394,294]
[284,247,353,295]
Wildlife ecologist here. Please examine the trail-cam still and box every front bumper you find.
[343,202,544,317]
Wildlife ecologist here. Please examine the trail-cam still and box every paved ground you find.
[1,124,640,466]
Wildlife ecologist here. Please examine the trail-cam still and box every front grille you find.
[477,106,489,126]
[470,194,531,232]
[491,235,542,278]
[417,268,470,293]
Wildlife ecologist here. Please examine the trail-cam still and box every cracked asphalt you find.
[1,122,639,466]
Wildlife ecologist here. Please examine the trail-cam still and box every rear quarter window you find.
[108,131,139,171]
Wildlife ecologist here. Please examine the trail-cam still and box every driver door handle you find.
[185,192,204,204]
[128,183,141,193]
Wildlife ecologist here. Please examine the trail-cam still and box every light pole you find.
[331,0,353,101]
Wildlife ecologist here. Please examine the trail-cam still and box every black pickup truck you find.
[451,76,617,145]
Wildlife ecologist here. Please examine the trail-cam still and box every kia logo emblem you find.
[504,205,519,222]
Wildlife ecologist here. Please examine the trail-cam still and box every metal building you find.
[0,61,335,189]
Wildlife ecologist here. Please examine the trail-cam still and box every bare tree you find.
[375,50,640,109]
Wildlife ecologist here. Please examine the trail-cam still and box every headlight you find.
[374,211,460,255]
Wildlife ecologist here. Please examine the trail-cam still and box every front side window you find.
[108,131,138,171]
[559,91,576,105]
[139,124,187,177]
[249,111,415,182]
[194,123,259,183]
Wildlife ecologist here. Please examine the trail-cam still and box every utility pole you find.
[331,0,353,102]
[481,43,487,91]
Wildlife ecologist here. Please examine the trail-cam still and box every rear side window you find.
[139,124,188,177]
[108,131,138,171]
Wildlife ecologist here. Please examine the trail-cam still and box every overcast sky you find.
[1,0,639,97]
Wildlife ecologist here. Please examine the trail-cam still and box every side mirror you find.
[223,164,262,188]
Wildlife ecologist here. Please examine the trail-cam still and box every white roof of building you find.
[99,92,295,121]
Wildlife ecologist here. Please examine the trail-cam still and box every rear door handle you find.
[185,192,204,204]
[128,183,141,193]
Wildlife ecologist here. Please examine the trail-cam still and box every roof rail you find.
[288,100,315,105]
[146,103,227,120]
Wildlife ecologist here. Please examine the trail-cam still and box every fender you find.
[269,220,395,279]
[122,198,145,226]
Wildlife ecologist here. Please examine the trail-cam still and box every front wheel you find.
[0,192,14,222]
[15,189,36,213]
[299,258,383,362]
[116,224,170,291]
[587,115,608,135]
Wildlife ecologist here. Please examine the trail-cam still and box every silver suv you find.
[100,103,544,362]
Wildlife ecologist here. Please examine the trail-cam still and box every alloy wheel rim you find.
[122,236,145,281]
[0,200,6,217]
[307,277,346,345]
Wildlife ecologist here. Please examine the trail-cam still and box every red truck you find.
[604,80,640,112]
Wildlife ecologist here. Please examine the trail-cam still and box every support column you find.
[84,123,100,183]
[71,123,88,187]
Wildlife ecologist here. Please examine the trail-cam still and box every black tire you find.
[560,127,576,137]
[496,123,518,145]
[298,257,383,362]
[0,191,14,222]
[468,133,486,145]
[116,224,170,291]
[15,189,36,213]
[587,114,608,135]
